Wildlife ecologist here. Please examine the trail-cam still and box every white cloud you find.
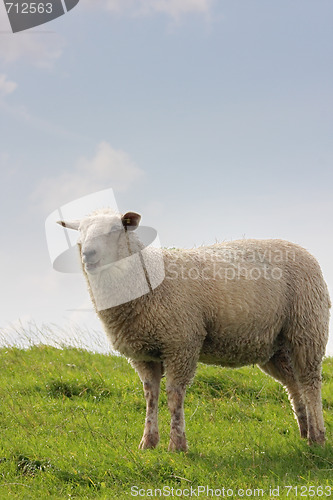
[32,141,144,212]
[86,0,214,19]
[0,6,65,67]
[0,73,17,96]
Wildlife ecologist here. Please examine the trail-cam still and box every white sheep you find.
[58,209,331,451]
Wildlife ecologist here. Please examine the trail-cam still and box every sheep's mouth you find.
[84,260,101,273]
[84,259,122,274]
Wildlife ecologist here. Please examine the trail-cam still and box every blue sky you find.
[0,0,332,353]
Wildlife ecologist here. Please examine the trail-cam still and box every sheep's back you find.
[161,239,330,366]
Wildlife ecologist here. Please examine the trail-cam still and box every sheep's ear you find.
[56,220,80,231]
[121,212,141,231]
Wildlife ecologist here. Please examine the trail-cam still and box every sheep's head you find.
[57,210,141,275]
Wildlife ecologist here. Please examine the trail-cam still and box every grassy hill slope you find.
[0,346,332,499]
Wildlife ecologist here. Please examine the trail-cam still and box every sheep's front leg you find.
[131,360,163,449]
[167,384,188,452]
[164,346,201,452]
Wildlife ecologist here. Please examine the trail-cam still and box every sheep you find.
[58,208,331,451]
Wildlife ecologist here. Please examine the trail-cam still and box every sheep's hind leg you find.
[259,349,308,439]
[298,367,325,446]
[131,360,163,449]
[288,336,326,445]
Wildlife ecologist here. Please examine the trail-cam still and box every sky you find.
[0,0,332,354]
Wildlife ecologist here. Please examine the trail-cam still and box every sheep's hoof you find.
[168,434,188,452]
[308,431,325,447]
[139,433,159,449]
[300,429,308,439]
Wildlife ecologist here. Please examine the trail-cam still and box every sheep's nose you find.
[82,249,97,263]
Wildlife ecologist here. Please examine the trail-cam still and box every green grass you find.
[0,345,332,499]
